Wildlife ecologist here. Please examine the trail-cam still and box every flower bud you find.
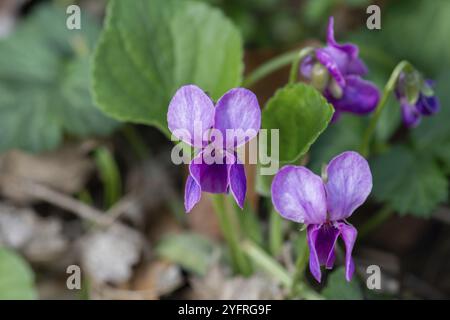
[328,78,343,99]
[310,63,330,92]
[400,70,423,105]
[420,81,434,97]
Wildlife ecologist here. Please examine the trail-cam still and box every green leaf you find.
[0,4,118,153]
[322,267,363,300]
[0,248,37,300]
[92,0,243,136]
[261,83,334,164]
[371,146,448,217]
[256,83,333,196]
[155,232,216,275]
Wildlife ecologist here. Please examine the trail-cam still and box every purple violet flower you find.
[271,151,372,282]
[300,17,380,120]
[167,85,261,213]
[395,74,440,128]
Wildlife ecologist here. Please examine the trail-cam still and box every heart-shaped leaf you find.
[0,5,118,153]
[256,83,333,196]
[371,146,448,217]
[92,0,243,137]
[261,83,334,164]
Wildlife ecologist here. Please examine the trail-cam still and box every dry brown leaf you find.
[190,264,283,300]
[131,260,183,298]
[0,143,95,202]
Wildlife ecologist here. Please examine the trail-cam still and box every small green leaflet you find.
[0,248,37,300]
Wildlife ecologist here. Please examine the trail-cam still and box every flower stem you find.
[210,194,252,276]
[243,240,322,299]
[290,230,309,295]
[94,146,122,209]
[242,240,291,287]
[359,206,394,239]
[242,50,299,88]
[231,198,264,247]
[242,47,316,88]
[269,207,283,257]
[288,47,315,85]
[359,60,413,157]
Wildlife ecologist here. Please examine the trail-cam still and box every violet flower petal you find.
[346,55,368,76]
[416,94,440,115]
[300,55,314,79]
[323,17,368,76]
[228,159,246,209]
[325,151,372,221]
[320,45,367,78]
[271,166,327,225]
[316,48,346,88]
[184,175,201,213]
[337,222,357,281]
[315,224,340,269]
[307,224,323,282]
[401,101,421,127]
[326,17,358,58]
[167,85,215,147]
[214,88,261,149]
[307,224,339,282]
[189,151,229,194]
[327,75,379,114]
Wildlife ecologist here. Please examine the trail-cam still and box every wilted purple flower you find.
[300,17,380,120]
[271,151,372,282]
[395,73,440,127]
[167,85,261,212]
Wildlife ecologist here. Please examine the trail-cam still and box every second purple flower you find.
[395,72,440,128]
[271,151,372,282]
[300,17,380,120]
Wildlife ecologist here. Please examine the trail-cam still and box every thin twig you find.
[106,194,138,222]
[0,174,133,227]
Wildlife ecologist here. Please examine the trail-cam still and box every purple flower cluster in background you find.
[271,151,372,282]
[395,73,440,127]
[167,85,261,212]
[300,17,380,121]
